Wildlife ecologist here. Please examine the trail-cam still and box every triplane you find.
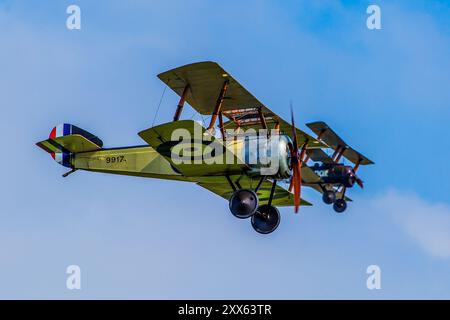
[36,62,373,234]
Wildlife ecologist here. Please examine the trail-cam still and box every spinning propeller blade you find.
[350,169,364,189]
[355,176,364,188]
[289,104,303,213]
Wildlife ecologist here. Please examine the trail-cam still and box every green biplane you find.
[36,61,373,234]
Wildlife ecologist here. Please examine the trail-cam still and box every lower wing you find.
[189,175,312,207]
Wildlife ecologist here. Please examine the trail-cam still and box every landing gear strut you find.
[333,186,347,213]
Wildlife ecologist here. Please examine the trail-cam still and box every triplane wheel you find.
[251,205,281,234]
[333,199,347,213]
[229,189,259,219]
[322,190,336,205]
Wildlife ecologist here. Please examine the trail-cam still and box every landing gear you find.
[229,189,259,219]
[322,190,336,204]
[227,177,282,233]
[251,205,281,234]
[333,199,347,213]
[321,185,348,213]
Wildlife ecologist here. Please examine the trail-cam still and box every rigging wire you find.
[152,83,168,127]
[189,109,197,120]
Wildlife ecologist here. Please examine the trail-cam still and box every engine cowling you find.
[243,134,293,179]
[311,163,356,187]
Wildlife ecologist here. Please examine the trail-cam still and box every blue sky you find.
[0,0,450,298]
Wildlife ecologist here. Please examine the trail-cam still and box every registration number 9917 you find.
[105,156,125,164]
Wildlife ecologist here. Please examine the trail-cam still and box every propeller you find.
[288,104,306,213]
[350,170,364,188]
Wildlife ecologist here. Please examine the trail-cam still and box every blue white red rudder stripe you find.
[43,124,103,168]
[48,124,73,167]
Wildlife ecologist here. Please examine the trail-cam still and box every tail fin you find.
[36,124,103,167]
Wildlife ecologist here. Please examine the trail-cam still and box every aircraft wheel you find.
[333,199,347,213]
[229,189,258,219]
[322,190,336,205]
[251,205,281,234]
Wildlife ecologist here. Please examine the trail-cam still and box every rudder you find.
[36,124,103,168]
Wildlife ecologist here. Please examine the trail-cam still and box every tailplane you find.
[36,124,103,168]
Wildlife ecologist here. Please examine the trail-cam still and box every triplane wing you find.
[305,148,334,164]
[306,121,374,166]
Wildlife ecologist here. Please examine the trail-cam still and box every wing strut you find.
[173,84,190,121]
[218,111,226,141]
[353,159,362,172]
[331,145,346,162]
[274,122,280,134]
[207,80,229,131]
[257,106,268,129]
[303,129,326,163]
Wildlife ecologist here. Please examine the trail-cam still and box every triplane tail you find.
[36,124,103,167]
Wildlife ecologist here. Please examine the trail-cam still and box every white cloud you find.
[371,190,450,259]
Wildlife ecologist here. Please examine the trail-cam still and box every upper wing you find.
[189,175,312,207]
[306,121,374,166]
[158,61,325,149]
[158,61,263,115]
